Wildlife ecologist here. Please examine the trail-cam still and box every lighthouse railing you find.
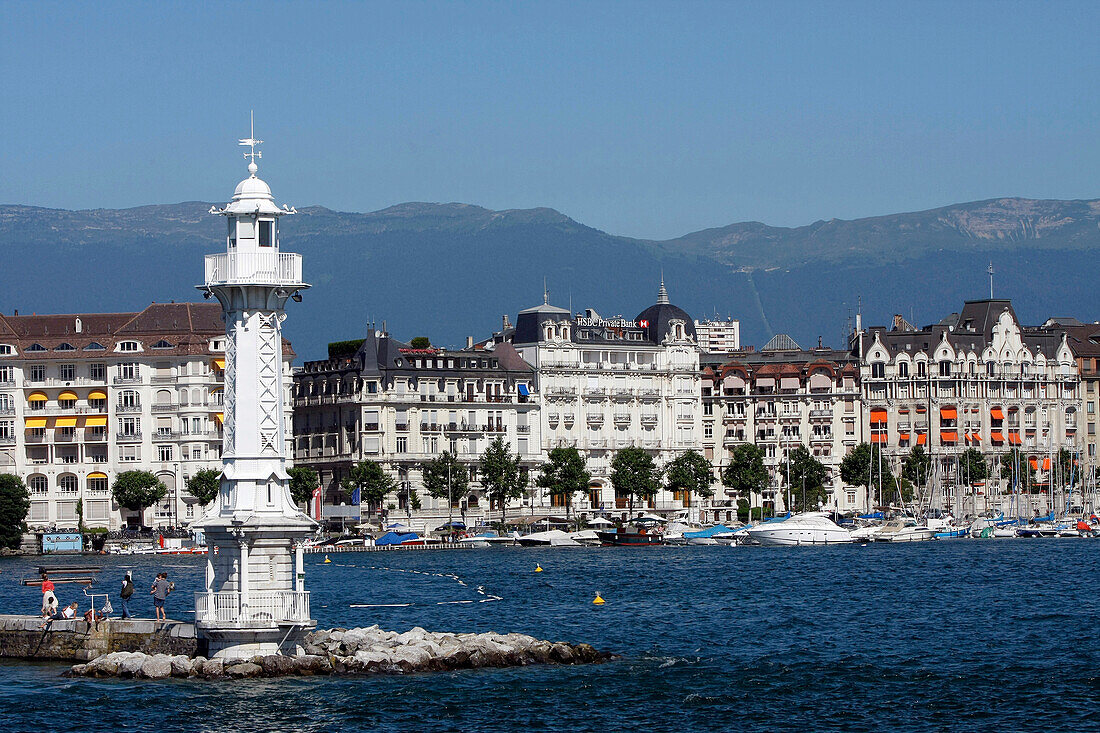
[195,590,311,627]
[205,252,303,286]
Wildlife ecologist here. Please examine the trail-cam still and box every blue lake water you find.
[2,540,1100,732]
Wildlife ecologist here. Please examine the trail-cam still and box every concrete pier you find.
[0,615,198,662]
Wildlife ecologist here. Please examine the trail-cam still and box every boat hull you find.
[596,531,664,546]
[746,528,852,546]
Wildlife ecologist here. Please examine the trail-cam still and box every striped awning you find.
[940,407,958,420]
[941,431,958,443]
[1008,432,1022,445]
[25,417,47,429]
[54,417,78,428]
[870,409,888,424]
[57,391,78,401]
[991,407,1005,420]
[84,416,107,427]
[212,358,226,370]
[87,472,108,480]
[213,412,224,425]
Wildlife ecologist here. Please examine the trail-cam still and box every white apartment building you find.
[700,346,864,517]
[854,300,1081,509]
[292,333,540,528]
[695,318,741,354]
[504,281,704,518]
[0,303,295,530]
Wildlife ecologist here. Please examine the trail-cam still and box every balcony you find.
[84,431,107,442]
[583,389,607,401]
[0,436,14,445]
[420,423,441,433]
[614,413,631,425]
[638,389,660,402]
[117,432,143,442]
[641,413,658,425]
[517,425,531,433]
[204,251,304,286]
[116,404,142,413]
[0,407,13,416]
[586,412,604,424]
[194,590,311,628]
[152,404,178,413]
[113,377,142,385]
[151,376,177,384]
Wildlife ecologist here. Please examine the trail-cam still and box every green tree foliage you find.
[840,443,895,504]
[327,339,365,360]
[783,445,829,511]
[610,447,661,514]
[1000,449,1037,493]
[409,336,431,349]
[902,446,932,488]
[0,474,31,549]
[111,470,167,513]
[186,468,222,506]
[479,437,527,523]
[1057,447,1077,487]
[536,447,591,518]
[342,460,397,517]
[721,443,769,500]
[665,450,715,500]
[288,466,320,507]
[421,451,470,504]
[957,448,989,485]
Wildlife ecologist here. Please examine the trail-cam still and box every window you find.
[118,341,140,352]
[26,343,46,352]
[396,436,408,453]
[259,220,273,247]
[120,445,140,462]
[117,363,137,380]
[0,345,12,355]
[871,362,885,379]
[29,365,45,382]
[58,364,75,381]
[54,343,75,352]
[89,363,106,381]
[59,475,78,493]
[29,475,48,494]
[152,339,174,349]
[939,361,951,377]
[158,445,173,461]
[898,362,909,378]
[118,417,140,436]
[84,342,106,351]
[88,475,108,493]
[0,366,11,383]
[228,219,237,249]
[119,390,139,408]
[916,362,926,377]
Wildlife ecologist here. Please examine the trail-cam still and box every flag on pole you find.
[312,485,323,521]
[351,487,361,506]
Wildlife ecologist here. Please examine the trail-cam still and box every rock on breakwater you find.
[67,625,610,679]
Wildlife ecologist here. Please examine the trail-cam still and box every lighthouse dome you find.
[225,163,284,215]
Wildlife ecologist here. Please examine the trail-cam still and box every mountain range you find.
[1,196,1097,361]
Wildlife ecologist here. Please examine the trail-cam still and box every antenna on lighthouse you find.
[239,111,263,174]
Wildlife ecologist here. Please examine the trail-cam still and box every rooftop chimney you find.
[466,336,474,349]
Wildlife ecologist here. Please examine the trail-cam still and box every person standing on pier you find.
[151,572,172,621]
[40,573,58,618]
[119,572,135,619]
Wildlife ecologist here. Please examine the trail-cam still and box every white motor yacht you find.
[745,512,853,546]
[873,518,935,542]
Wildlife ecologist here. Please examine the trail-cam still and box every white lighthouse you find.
[192,122,315,660]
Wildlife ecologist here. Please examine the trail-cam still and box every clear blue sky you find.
[1,1,1096,239]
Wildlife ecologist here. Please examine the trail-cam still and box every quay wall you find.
[0,615,198,662]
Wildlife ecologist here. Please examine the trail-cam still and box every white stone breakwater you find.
[65,625,610,679]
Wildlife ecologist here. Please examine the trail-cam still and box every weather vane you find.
[239,110,262,170]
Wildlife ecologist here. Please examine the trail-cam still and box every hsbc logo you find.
[639,319,649,328]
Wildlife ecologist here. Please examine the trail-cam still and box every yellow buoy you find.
[535,564,543,573]
[593,592,605,605]
[324,554,332,564]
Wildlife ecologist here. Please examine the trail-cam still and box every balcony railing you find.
[205,252,304,286]
[152,404,178,412]
[194,590,311,628]
[116,404,142,413]
[117,432,143,442]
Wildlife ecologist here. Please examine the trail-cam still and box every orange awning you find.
[899,432,911,440]
[54,417,78,428]
[1009,432,1022,445]
[941,431,958,442]
[970,433,981,442]
[870,409,888,424]
[212,358,226,370]
[991,407,1005,420]
[27,392,47,402]
[940,407,957,420]
[1029,458,1039,470]
[1043,457,1051,470]
[84,416,107,427]
[991,432,1004,443]
[917,433,928,445]
[25,417,47,429]
[89,390,108,401]
[871,433,887,443]
[57,391,78,402]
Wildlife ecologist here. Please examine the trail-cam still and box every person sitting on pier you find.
[83,606,105,631]
[61,602,78,620]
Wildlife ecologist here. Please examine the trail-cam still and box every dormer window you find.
[118,341,140,352]
[152,340,174,349]
[26,343,46,352]
[54,343,75,351]
[0,345,12,356]
[84,342,106,351]
[259,220,273,247]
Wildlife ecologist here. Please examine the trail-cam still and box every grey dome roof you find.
[636,280,694,343]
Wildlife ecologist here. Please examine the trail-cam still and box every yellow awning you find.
[213,412,225,425]
[212,358,226,370]
[87,472,108,480]
[25,417,47,429]
[89,390,107,400]
[27,392,47,402]
[57,391,78,401]
[54,417,78,428]
[84,416,107,427]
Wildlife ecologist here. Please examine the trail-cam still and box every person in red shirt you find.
[41,574,54,595]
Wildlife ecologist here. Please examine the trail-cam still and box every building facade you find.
[854,300,1080,509]
[700,345,863,516]
[0,302,294,530]
[504,281,704,518]
[695,318,741,354]
[293,332,540,528]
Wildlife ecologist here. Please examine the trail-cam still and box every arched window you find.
[898,362,909,378]
[29,475,47,494]
[58,474,78,493]
[119,390,139,408]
